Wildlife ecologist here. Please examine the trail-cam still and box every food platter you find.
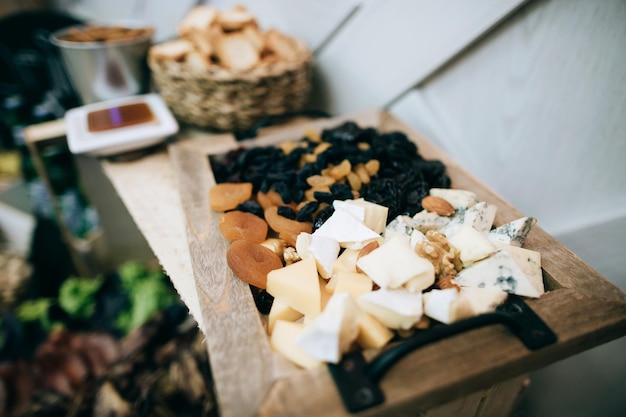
[168,109,626,417]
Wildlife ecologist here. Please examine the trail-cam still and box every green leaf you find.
[58,276,103,320]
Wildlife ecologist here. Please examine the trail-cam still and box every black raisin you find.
[313,205,335,232]
[250,286,274,314]
[296,201,320,222]
[235,200,264,218]
[277,205,296,220]
[313,191,335,204]
[330,183,353,201]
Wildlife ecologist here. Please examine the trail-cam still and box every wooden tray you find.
[168,109,626,417]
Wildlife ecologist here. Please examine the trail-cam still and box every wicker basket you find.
[148,36,313,131]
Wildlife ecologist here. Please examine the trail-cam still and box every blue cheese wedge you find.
[295,293,361,364]
[313,208,380,249]
[429,188,478,212]
[492,242,544,296]
[357,288,423,330]
[488,216,537,247]
[448,224,496,267]
[384,215,416,241]
[356,236,435,290]
[455,249,543,298]
[440,201,497,237]
[412,210,452,233]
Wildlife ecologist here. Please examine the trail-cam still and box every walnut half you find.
[414,230,462,280]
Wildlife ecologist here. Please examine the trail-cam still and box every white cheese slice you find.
[343,198,389,234]
[313,208,380,249]
[447,224,496,267]
[440,201,497,237]
[295,232,340,279]
[455,250,542,298]
[356,236,435,290]
[423,288,459,324]
[412,210,452,233]
[295,293,361,364]
[488,216,537,247]
[430,188,479,211]
[332,200,365,222]
[267,258,321,317]
[492,242,544,296]
[270,320,322,369]
[357,288,423,330]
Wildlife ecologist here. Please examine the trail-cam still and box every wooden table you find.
[100,109,626,417]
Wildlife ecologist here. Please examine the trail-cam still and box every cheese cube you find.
[313,208,380,249]
[267,258,321,317]
[332,248,360,274]
[332,271,373,298]
[455,250,543,298]
[452,287,508,321]
[295,293,361,363]
[356,236,435,290]
[488,216,537,247]
[270,320,322,369]
[448,224,496,267]
[268,298,303,334]
[357,288,423,330]
[356,312,394,350]
[295,233,340,279]
[423,288,459,324]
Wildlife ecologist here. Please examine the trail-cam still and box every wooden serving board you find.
[168,109,626,417]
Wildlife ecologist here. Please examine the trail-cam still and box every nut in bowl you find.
[148,5,313,131]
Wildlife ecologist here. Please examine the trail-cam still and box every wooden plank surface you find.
[166,109,626,417]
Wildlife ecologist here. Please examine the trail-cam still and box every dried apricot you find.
[264,206,312,247]
[219,211,268,243]
[209,182,253,212]
[226,239,283,289]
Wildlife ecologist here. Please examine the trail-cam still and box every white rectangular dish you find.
[65,93,179,156]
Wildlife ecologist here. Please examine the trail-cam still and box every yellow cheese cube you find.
[268,298,303,334]
[267,258,321,317]
[357,312,394,349]
[333,271,373,298]
[270,320,321,369]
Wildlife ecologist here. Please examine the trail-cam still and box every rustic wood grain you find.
[168,109,626,417]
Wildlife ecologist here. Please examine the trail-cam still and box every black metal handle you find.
[328,296,557,413]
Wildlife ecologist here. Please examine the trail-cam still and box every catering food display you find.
[165,110,625,417]
[208,121,545,368]
[148,5,313,130]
